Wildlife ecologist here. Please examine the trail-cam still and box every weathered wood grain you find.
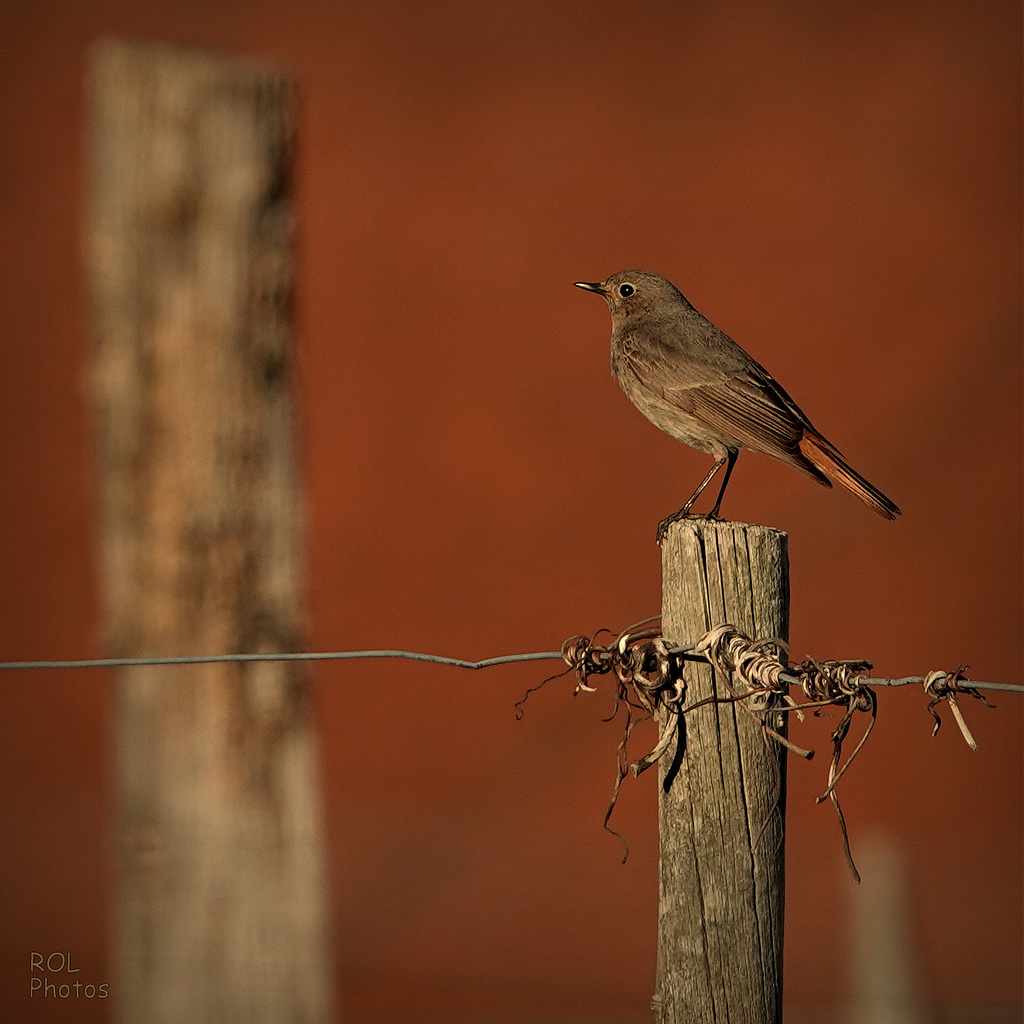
[656,518,789,1024]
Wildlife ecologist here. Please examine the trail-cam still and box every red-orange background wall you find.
[1,2,1020,1022]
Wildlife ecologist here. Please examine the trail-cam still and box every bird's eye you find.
[618,284,635,297]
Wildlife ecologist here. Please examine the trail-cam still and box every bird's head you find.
[574,269,689,324]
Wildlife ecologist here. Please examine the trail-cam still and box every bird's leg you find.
[656,454,728,542]
[681,455,728,514]
[706,449,738,520]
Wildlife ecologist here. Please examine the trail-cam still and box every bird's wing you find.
[624,346,819,460]
[687,374,804,456]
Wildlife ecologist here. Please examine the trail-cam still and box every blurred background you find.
[0,1,1020,1022]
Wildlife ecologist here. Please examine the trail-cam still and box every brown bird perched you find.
[575,270,900,537]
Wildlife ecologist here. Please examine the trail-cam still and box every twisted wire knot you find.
[792,656,873,704]
[922,664,993,751]
[694,624,790,699]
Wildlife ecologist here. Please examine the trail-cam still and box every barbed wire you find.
[0,650,564,671]
[0,647,1020,693]
[523,621,1019,879]
[3,625,1019,879]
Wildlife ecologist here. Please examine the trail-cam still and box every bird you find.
[574,270,900,537]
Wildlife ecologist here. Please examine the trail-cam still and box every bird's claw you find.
[656,508,697,543]
[657,507,726,543]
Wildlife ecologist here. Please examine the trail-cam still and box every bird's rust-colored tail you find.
[798,431,900,520]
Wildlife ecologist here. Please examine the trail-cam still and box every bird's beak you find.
[574,281,606,295]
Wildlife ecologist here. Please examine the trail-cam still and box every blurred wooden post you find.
[655,519,788,1024]
[88,41,332,1024]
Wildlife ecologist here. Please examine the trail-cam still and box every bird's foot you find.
[656,508,698,543]
[656,507,727,543]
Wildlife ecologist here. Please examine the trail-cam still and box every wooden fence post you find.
[88,40,332,1023]
[656,518,789,1024]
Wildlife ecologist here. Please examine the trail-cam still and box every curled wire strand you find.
[922,665,995,752]
[546,622,1000,880]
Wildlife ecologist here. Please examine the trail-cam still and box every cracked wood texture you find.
[89,40,332,1024]
[656,519,788,1024]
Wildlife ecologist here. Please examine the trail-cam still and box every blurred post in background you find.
[88,40,333,1024]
